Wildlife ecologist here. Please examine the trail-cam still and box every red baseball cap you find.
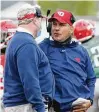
[48,10,74,26]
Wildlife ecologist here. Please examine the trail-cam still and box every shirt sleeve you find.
[85,49,96,100]
[17,43,45,112]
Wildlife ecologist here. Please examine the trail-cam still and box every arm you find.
[85,50,96,100]
[72,49,96,112]
[17,43,45,112]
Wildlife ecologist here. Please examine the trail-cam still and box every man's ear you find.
[33,17,37,23]
[70,26,74,34]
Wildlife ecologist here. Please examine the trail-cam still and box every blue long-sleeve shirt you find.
[3,31,54,112]
[39,38,96,111]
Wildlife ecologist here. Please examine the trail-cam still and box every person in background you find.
[73,19,99,112]
[0,19,17,53]
[39,9,96,112]
[0,19,17,111]
[3,4,54,112]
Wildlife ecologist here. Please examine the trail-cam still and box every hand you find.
[72,100,91,112]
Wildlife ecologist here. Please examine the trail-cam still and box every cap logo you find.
[57,11,64,16]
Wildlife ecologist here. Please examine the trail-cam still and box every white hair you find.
[17,4,36,25]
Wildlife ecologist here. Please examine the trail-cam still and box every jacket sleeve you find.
[17,43,45,112]
[85,49,96,100]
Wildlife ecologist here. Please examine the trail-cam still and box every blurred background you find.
[1,0,99,112]
[1,0,99,39]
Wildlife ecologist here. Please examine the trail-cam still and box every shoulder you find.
[14,32,37,46]
[74,43,89,58]
[39,38,51,54]
[76,43,88,52]
[39,38,50,45]
[12,32,38,54]
[39,38,50,48]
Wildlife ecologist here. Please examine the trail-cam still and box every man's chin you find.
[55,39,63,42]
[53,37,61,42]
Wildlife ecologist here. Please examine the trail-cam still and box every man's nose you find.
[54,25,60,30]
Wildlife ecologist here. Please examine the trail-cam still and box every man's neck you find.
[54,36,72,46]
[17,26,34,37]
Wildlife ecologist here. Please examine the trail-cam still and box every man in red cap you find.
[3,4,54,112]
[39,9,96,112]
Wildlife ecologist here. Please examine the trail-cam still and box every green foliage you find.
[74,1,96,15]
[38,1,96,16]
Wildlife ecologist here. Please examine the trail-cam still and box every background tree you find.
[38,1,97,16]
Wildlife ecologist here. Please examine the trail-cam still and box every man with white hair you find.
[3,4,54,112]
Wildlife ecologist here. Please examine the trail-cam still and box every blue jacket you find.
[39,38,96,111]
[3,32,54,112]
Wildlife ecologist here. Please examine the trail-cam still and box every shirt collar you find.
[49,36,78,47]
[49,36,77,43]
[17,27,33,37]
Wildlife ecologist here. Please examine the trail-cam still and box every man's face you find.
[36,17,42,31]
[51,20,73,42]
